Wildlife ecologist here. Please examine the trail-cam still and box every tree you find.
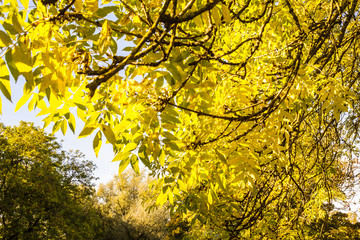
[1,0,360,237]
[304,203,360,239]
[97,170,169,240]
[0,122,104,239]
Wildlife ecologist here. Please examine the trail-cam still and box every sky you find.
[2,78,119,186]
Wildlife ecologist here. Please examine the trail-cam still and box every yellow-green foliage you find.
[1,0,360,237]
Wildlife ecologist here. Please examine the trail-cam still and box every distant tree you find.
[97,170,169,240]
[304,203,360,240]
[0,122,104,239]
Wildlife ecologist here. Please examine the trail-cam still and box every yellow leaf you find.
[85,0,98,13]
[68,113,76,133]
[118,157,130,174]
[15,92,32,112]
[130,154,140,174]
[123,142,138,153]
[19,0,29,9]
[79,126,96,138]
[132,15,141,24]
[156,192,167,205]
[168,191,174,204]
[74,0,83,11]
[208,190,213,204]
[61,120,67,135]
[211,7,221,26]
[222,5,231,23]
[101,124,116,144]
[93,131,102,157]
[12,45,32,73]
[159,149,166,166]
[98,20,111,55]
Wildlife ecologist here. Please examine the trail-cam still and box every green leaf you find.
[0,30,12,47]
[101,124,116,144]
[79,126,96,138]
[130,154,140,174]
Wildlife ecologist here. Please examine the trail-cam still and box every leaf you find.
[85,0,98,13]
[5,50,18,81]
[0,59,11,101]
[79,126,96,138]
[208,190,213,204]
[60,120,67,135]
[93,131,102,157]
[101,0,111,4]
[0,30,12,47]
[168,191,174,204]
[0,58,10,81]
[52,120,62,134]
[12,45,32,73]
[123,142,138,153]
[212,7,221,26]
[98,20,111,55]
[177,179,187,192]
[130,154,140,174]
[112,151,131,162]
[215,149,227,163]
[118,157,130,174]
[132,15,141,24]
[15,92,31,112]
[67,113,76,133]
[159,149,166,166]
[19,0,29,9]
[101,124,116,144]
[221,4,231,24]
[74,0,83,11]
[156,192,168,205]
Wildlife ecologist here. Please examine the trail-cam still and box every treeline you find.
[0,122,359,239]
[0,122,167,240]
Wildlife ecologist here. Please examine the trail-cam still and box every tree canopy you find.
[0,122,103,239]
[97,170,169,240]
[1,0,360,237]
